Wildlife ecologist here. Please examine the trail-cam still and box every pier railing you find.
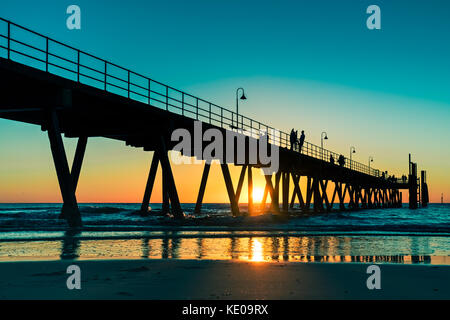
[0,17,380,177]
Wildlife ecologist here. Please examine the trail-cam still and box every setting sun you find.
[252,187,265,203]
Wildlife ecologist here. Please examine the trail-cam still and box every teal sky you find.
[0,0,449,202]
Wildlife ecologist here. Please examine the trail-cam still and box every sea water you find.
[0,203,448,264]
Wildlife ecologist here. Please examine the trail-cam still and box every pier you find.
[0,18,429,227]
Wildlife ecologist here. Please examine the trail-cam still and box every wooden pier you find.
[0,18,429,227]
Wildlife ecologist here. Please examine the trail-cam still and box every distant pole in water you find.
[442,193,444,204]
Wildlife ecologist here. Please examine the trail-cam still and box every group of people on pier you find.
[289,129,305,152]
[330,154,346,167]
[288,129,407,182]
[290,129,347,167]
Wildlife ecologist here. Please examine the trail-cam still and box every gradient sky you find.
[0,0,449,203]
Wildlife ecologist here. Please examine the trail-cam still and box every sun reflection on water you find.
[250,238,264,262]
[0,234,449,265]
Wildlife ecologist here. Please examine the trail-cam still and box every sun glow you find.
[250,239,264,262]
[252,187,264,203]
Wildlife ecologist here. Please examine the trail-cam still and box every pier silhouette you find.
[0,18,429,227]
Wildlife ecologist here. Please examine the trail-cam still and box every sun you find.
[252,187,265,203]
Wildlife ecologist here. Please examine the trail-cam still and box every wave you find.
[0,204,449,235]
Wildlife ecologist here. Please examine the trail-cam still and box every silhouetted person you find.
[298,130,305,152]
[382,172,386,179]
[330,154,335,164]
[338,155,345,167]
[289,129,297,151]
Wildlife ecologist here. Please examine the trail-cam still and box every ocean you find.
[0,203,449,264]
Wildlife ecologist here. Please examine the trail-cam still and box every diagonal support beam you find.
[263,174,280,214]
[319,179,331,211]
[312,177,323,212]
[194,162,211,213]
[330,181,338,208]
[305,176,313,210]
[158,136,184,219]
[221,163,240,216]
[235,165,247,204]
[282,172,289,213]
[60,136,88,219]
[248,165,253,214]
[140,151,160,212]
[290,173,305,209]
[47,110,81,227]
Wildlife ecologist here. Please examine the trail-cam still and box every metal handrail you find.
[0,17,382,177]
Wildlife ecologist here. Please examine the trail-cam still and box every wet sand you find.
[0,259,449,299]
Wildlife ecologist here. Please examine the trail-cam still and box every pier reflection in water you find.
[0,232,448,265]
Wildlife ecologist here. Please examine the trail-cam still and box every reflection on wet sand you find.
[1,233,448,265]
[60,230,81,260]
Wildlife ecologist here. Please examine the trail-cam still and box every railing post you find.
[182,92,184,116]
[128,71,131,98]
[209,103,211,124]
[221,108,223,128]
[7,22,10,59]
[104,61,107,91]
[166,87,169,110]
[196,98,199,120]
[77,51,80,82]
[45,38,49,72]
[148,79,151,105]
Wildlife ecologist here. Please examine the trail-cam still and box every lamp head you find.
[324,135,328,140]
[240,93,247,100]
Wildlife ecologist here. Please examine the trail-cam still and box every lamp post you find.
[321,131,328,160]
[235,87,246,129]
[350,146,356,170]
[368,156,374,174]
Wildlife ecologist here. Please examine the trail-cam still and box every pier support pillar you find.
[312,177,322,212]
[235,165,247,205]
[347,184,356,210]
[248,166,254,214]
[274,172,281,210]
[194,162,211,213]
[140,151,160,213]
[158,136,184,218]
[71,136,88,189]
[367,188,373,208]
[319,180,330,212]
[282,172,289,213]
[290,173,305,210]
[60,136,88,219]
[421,171,429,208]
[337,182,346,211]
[262,174,280,214]
[46,109,82,227]
[305,176,313,211]
[221,163,240,216]
[409,155,418,209]
[162,173,170,214]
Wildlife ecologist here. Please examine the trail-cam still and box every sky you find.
[0,0,449,203]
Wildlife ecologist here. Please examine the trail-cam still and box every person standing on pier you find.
[290,129,297,150]
[298,130,305,153]
[338,155,345,167]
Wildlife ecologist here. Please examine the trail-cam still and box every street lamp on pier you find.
[235,87,246,129]
[368,156,374,174]
[350,146,356,170]
[321,131,328,160]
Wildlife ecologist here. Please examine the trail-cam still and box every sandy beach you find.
[0,259,448,299]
